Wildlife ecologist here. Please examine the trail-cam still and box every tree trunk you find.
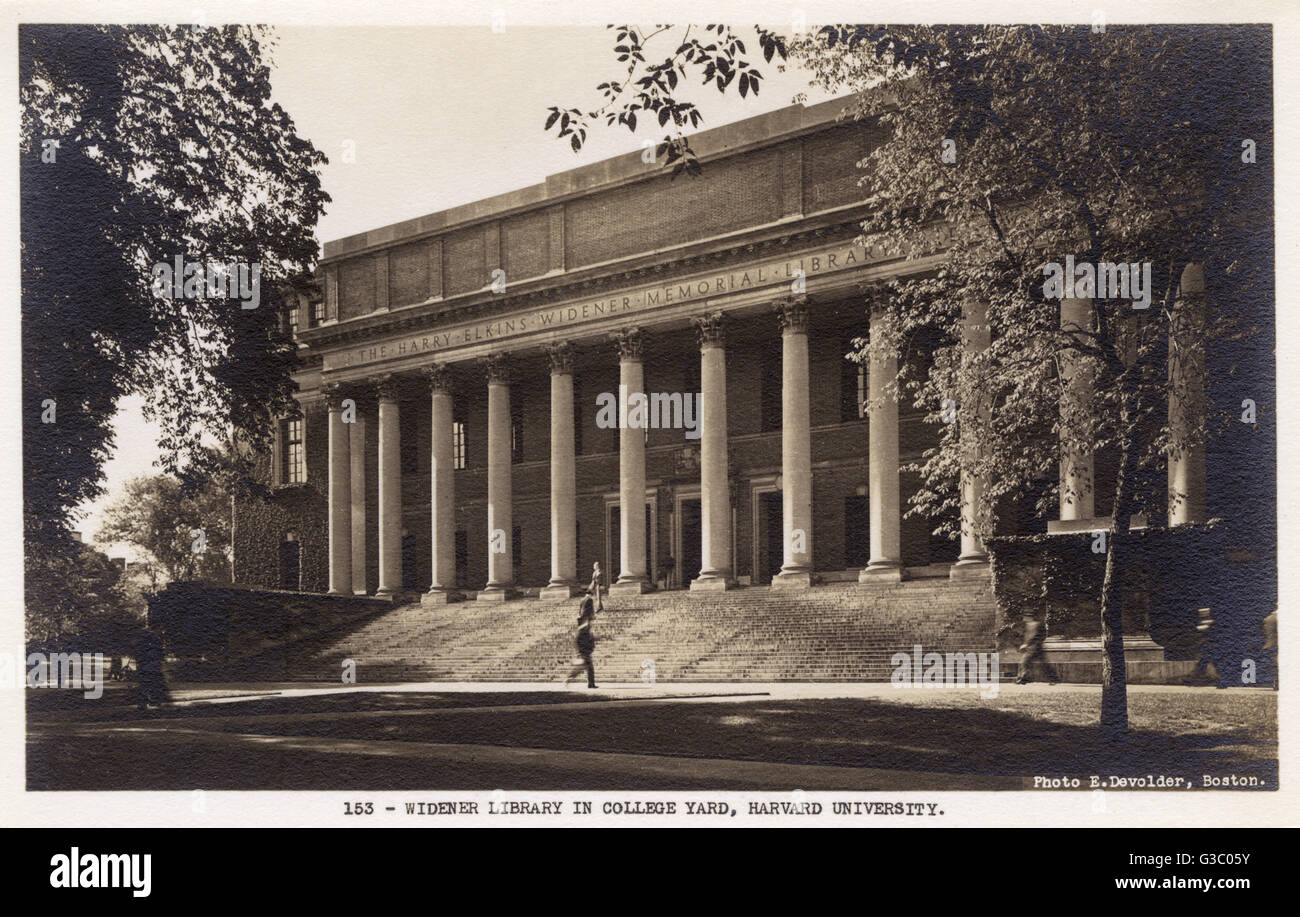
[1099,389,1141,735]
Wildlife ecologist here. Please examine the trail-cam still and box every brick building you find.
[231,97,1254,664]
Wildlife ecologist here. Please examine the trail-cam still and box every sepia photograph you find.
[3,0,1294,852]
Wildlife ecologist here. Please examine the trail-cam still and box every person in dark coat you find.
[564,597,598,689]
[1015,612,1059,685]
[1186,607,1224,687]
[135,626,170,710]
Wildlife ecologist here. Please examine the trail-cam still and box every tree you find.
[553,24,1271,734]
[21,24,327,545]
[97,468,234,586]
[24,536,137,651]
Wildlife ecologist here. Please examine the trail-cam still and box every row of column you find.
[325,376,403,597]
[1056,262,1207,526]
[322,295,993,599]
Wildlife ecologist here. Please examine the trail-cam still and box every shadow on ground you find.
[27,687,1277,791]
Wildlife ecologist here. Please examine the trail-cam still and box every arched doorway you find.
[278,532,301,590]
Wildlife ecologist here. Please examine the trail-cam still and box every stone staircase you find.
[284,579,999,683]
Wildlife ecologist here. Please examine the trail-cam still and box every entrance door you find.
[680,498,702,586]
[608,504,653,582]
[402,534,421,591]
[758,491,784,584]
[278,538,300,590]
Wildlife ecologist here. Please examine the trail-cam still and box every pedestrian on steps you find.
[588,562,604,614]
[564,597,598,689]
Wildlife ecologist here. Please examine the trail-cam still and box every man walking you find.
[564,597,598,689]
[1015,612,1059,685]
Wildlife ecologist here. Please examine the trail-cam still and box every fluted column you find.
[1168,262,1207,525]
[374,374,402,598]
[952,299,992,579]
[542,344,580,600]
[774,299,814,588]
[691,312,735,591]
[610,328,649,595]
[348,403,367,594]
[325,384,352,595]
[1058,296,1095,521]
[479,354,515,601]
[424,364,458,603]
[861,305,904,582]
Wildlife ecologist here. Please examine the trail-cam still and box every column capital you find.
[369,373,400,402]
[423,363,454,394]
[612,326,644,362]
[322,383,348,410]
[775,297,809,334]
[692,311,727,349]
[483,353,511,385]
[547,343,574,375]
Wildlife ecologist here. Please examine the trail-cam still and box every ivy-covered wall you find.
[986,523,1263,660]
[233,402,329,593]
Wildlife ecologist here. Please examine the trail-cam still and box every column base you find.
[771,568,814,589]
[421,588,463,606]
[690,573,737,592]
[1047,514,1148,534]
[949,556,991,581]
[373,589,399,602]
[327,587,350,596]
[540,581,582,601]
[609,577,650,596]
[476,585,518,602]
[859,562,905,584]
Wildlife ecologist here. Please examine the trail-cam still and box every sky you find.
[78,25,843,559]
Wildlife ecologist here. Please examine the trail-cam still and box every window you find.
[287,304,300,336]
[280,418,305,484]
[453,421,467,470]
[311,297,325,326]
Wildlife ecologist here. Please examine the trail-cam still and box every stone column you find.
[374,374,402,598]
[861,305,904,582]
[348,403,367,595]
[325,384,352,595]
[1058,296,1095,521]
[611,328,649,595]
[479,355,515,601]
[774,299,814,588]
[543,345,580,600]
[1168,262,1207,525]
[424,364,458,603]
[952,299,992,579]
[691,312,735,591]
